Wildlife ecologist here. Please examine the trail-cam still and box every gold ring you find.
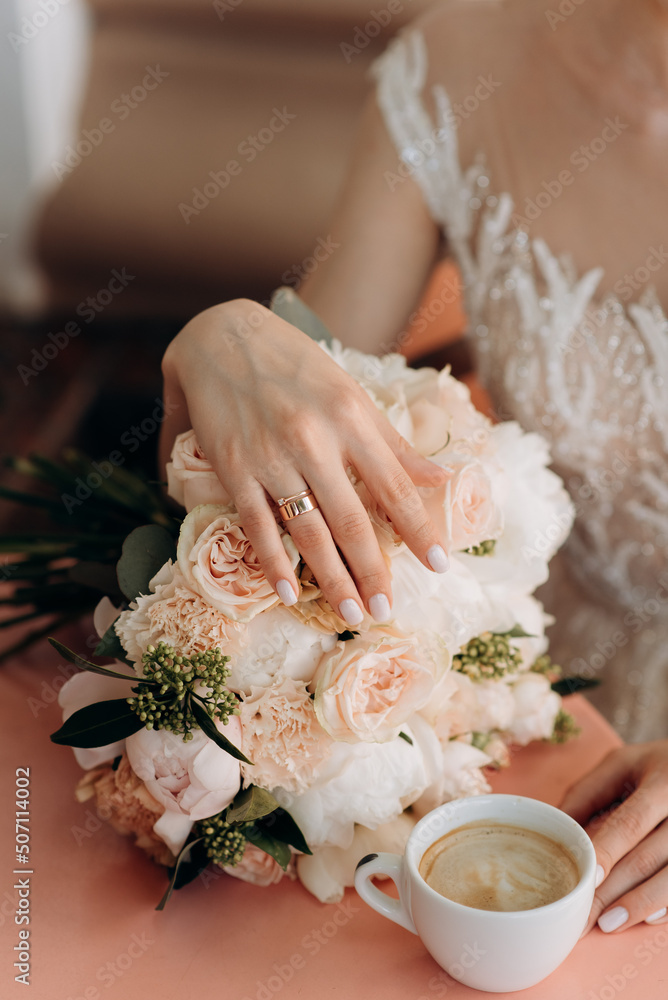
[277,492,319,521]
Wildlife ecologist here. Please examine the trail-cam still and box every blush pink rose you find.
[439,455,504,551]
[177,504,299,622]
[313,630,448,744]
[223,844,296,887]
[167,430,230,512]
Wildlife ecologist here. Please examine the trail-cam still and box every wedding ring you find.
[277,490,319,521]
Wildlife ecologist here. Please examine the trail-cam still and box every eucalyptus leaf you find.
[50,698,143,748]
[48,638,140,681]
[258,808,311,856]
[227,786,280,824]
[116,524,176,601]
[551,676,601,696]
[270,286,334,347]
[245,826,292,870]
[191,701,253,765]
[156,838,208,911]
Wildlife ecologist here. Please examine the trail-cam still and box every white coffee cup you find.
[354,794,596,993]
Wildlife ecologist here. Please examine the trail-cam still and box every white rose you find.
[125,721,242,855]
[226,606,337,694]
[58,668,137,771]
[271,725,430,849]
[506,673,561,746]
[296,813,416,904]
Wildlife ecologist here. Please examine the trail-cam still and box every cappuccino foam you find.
[419,821,580,912]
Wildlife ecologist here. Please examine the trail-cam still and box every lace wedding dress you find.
[374,31,668,742]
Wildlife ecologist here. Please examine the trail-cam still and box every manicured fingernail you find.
[427,544,449,573]
[595,864,605,888]
[369,593,391,622]
[598,907,629,933]
[646,908,667,924]
[339,599,364,626]
[276,579,297,607]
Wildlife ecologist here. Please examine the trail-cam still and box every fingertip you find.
[426,544,450,574]
[276,578,298,607]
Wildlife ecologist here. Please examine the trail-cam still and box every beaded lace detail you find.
[373,31,668,617]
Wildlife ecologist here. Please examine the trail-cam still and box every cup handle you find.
[354,852,418,935]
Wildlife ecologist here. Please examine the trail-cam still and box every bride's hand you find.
[160,299,449,626]
[560,741,668,934]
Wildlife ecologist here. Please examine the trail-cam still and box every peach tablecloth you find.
[2,642,667,1000]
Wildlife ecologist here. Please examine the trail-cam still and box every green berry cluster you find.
[550,709,580,744]
[530,654,562,680]
[453,631,522,681]
[127,642,238,740]
[198,814,251,867]
[464,539,497,557]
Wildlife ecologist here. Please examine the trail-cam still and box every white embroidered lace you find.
[373,31,668,739]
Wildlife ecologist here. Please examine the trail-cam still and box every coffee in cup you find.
[418,820,580,911]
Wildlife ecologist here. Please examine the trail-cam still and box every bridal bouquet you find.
[47,308,579,907]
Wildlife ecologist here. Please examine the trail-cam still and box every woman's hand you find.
[560,741,668,934]
[160,299,449,627]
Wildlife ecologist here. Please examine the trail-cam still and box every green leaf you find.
[156,838,208,911]
[551,676,601,696]
[398,731,413,745]
[227,786,280,824]
[191,701,253,765]
[48,638,140,681]
[244,826,292,870]
[93,622,131,664]
[116,524,176,601]
[50,698,143,748]
[270,286,334,347]
[494,625,536,639]
[337,630,359,642]
[257,808,312,856]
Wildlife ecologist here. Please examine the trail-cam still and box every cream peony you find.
[296,813,416,904]
[506,673,561,746]
[58,668,137,770]
[237,677,333,793]
[412,734,493,818]
[271,725,430,849]
[125,721,243,855]
[313,630,448,744]
[177,504,299,622]
[225,605,337,694]
[166,429,230,512]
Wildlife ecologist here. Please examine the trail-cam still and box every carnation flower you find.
[237,677,333,794]
[177,504,299,623]
[125,721,243,855]
[166,429,230,511]
[115,561,245,666]
[313,629,448,744]
[223,844,296,887]
[76,754,174,866]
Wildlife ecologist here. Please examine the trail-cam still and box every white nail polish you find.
[276,579,297,607]
[646,907,667,924]
[427,544,449,574]
[598,907,629,933]
[595,864,605,888]
[369,593,391,622]
[339,598,364,627]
